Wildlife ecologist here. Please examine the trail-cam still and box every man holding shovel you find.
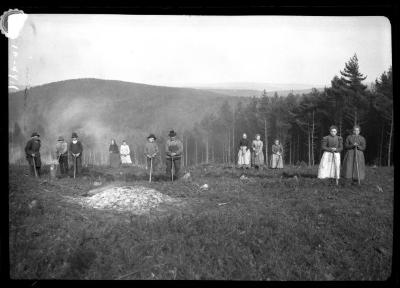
[25,132,42,177]
[165,130,183,181]
[56,136,69,177]
[145,134,159,182]
[69,132,83,178]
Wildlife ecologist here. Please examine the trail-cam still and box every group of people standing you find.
[25,132,83,177]
[107,130,183,179]
[24,130,184,179]
[317,125,366,183]
[24,125,365,183]
[237,133,283,169]
[108,139,133,168]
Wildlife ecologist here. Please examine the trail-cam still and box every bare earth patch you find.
[64,185,182,214]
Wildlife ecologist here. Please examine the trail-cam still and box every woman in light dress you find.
[317,125,343,181]
[270,139,283,169]
[120,140,132,166]
[252,134,264,170]
[238,133,251,169]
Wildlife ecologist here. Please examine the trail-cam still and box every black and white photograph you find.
[7,11,394,281]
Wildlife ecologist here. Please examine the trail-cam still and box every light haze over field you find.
[9,15,392,89]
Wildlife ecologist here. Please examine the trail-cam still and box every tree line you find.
[9,54,392,168]
[180,54,393,167]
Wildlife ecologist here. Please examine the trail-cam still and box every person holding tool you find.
[145,134,159,182]
[342,125,366,184]
[69,132,83,178]
[165,130,183,181]
[25,132,42,177]
[270,139,284,169]
[56,136,69,176]
[237,133,251,169]
[252,134,264,170]
[317,125,343,185]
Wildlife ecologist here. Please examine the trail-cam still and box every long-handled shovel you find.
[73,155,76,179]
[171,155,174,183]
[332,151,338,186]
[149,157,153,183]
[56,154,61,175]
[32,155,38,178]
[354,146,361,185]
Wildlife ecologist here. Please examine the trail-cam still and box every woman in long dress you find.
[342,125,366,182]
[237,133,251,169]
[120,140,132,166]
[270,139,283,169]
[109,139,121,168]
[317,125,343,181]
[252,134,264,170]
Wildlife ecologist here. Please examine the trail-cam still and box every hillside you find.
[8,78,245,161]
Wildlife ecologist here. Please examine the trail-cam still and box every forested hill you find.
[8,78,245,161]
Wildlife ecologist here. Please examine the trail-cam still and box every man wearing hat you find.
[56,136,69,176]
[165,130,183,179]
[25,132,42,177]
[144,134,159,171]
[69,132,83,176]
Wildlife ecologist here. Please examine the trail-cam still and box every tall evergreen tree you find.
[339,54,369,127]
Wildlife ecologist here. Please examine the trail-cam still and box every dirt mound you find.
[64,185,181,214]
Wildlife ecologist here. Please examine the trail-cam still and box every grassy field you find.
[8,163,393,280]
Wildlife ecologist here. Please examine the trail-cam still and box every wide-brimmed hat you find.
[147,134,157,140]
[58,136,64,141]
[31,132,40,137]
[71,132,78,138]
[168,130,177,137]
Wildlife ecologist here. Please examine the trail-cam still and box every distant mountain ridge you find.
[183,81,326,91]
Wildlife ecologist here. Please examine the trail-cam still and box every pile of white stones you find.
[66,185,178,214]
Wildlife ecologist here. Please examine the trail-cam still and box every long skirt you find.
[317,151,340,179]
[120,154,132,164]
[270,154,283,168]
[342,149,365,180]
[110,153,121,168]
[253,151,264,166]
[238,149,251,167]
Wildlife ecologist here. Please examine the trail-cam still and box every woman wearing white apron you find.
[318,125,343,181]
[237,133,251,169]
[120,140,132,166]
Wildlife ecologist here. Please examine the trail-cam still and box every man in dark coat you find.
[25,132,41,177]
[69,132,83,176]
[165,130,183,180]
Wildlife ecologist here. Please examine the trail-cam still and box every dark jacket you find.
[344,135,366,151]
[342,134,366,180]
[109,143,119,154]
[321,135,343,152]
[239,138,251,150]
[165,138,183,158]
[145,142,159,157]
[69,141,83,156]
[272,144,283,154]
[25,138,41,156]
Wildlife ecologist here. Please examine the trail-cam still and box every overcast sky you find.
[9,15,392,89]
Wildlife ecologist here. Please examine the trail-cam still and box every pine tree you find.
[339,54,368,127]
